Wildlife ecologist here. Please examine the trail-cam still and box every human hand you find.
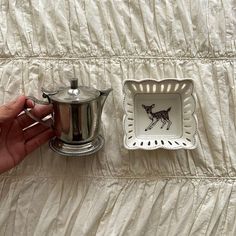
[0,95,55,174]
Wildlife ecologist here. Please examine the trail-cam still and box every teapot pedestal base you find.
[49,136,104,157]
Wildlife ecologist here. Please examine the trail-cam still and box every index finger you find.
[0,96,26,123]
[17,104,53,129]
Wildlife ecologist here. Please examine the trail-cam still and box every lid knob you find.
[70,78,78,89]
[68,78,80,96]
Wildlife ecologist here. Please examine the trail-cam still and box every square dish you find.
[123,78,197,150]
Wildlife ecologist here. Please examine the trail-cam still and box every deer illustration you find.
[142,104,172,131]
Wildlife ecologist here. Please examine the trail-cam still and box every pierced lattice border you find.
[123,78,198,150]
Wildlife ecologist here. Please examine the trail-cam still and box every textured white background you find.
[0,0,236,235]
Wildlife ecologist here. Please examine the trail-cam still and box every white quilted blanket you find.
[0,0,235,235]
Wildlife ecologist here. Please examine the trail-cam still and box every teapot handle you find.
[24,96,53,128]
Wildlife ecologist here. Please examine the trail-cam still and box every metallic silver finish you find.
[100,88,113,110]
[25,78,112,156]
[49,135,104,156]
[70,78,78,89]
[52,99,101,144]
[42,79,100,104]
[26,95,50,105]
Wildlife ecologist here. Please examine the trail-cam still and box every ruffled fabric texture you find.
[0,0,235,235]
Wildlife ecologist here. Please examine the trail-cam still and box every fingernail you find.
[26,99,35,108]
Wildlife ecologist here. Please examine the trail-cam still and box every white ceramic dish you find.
[123,78,198,150]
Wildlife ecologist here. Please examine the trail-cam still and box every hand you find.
[0,95,55,174]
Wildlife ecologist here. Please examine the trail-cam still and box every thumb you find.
[0,96,26,123]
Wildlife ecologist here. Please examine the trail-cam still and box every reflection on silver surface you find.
[49,135,104,157]
[53,100,101,144]
[25,78,112,156]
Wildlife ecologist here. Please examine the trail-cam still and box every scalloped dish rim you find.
[123,78,198,150]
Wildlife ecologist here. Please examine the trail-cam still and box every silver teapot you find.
[26,78,112,156]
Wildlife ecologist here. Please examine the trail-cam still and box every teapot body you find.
[25,78,112,156]
[53,99,101,144]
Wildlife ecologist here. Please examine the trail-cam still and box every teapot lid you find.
[45,78,100,103]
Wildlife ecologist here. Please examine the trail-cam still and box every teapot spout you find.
[100,88,113,109]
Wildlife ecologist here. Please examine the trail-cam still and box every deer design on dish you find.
[142,104,172,131]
